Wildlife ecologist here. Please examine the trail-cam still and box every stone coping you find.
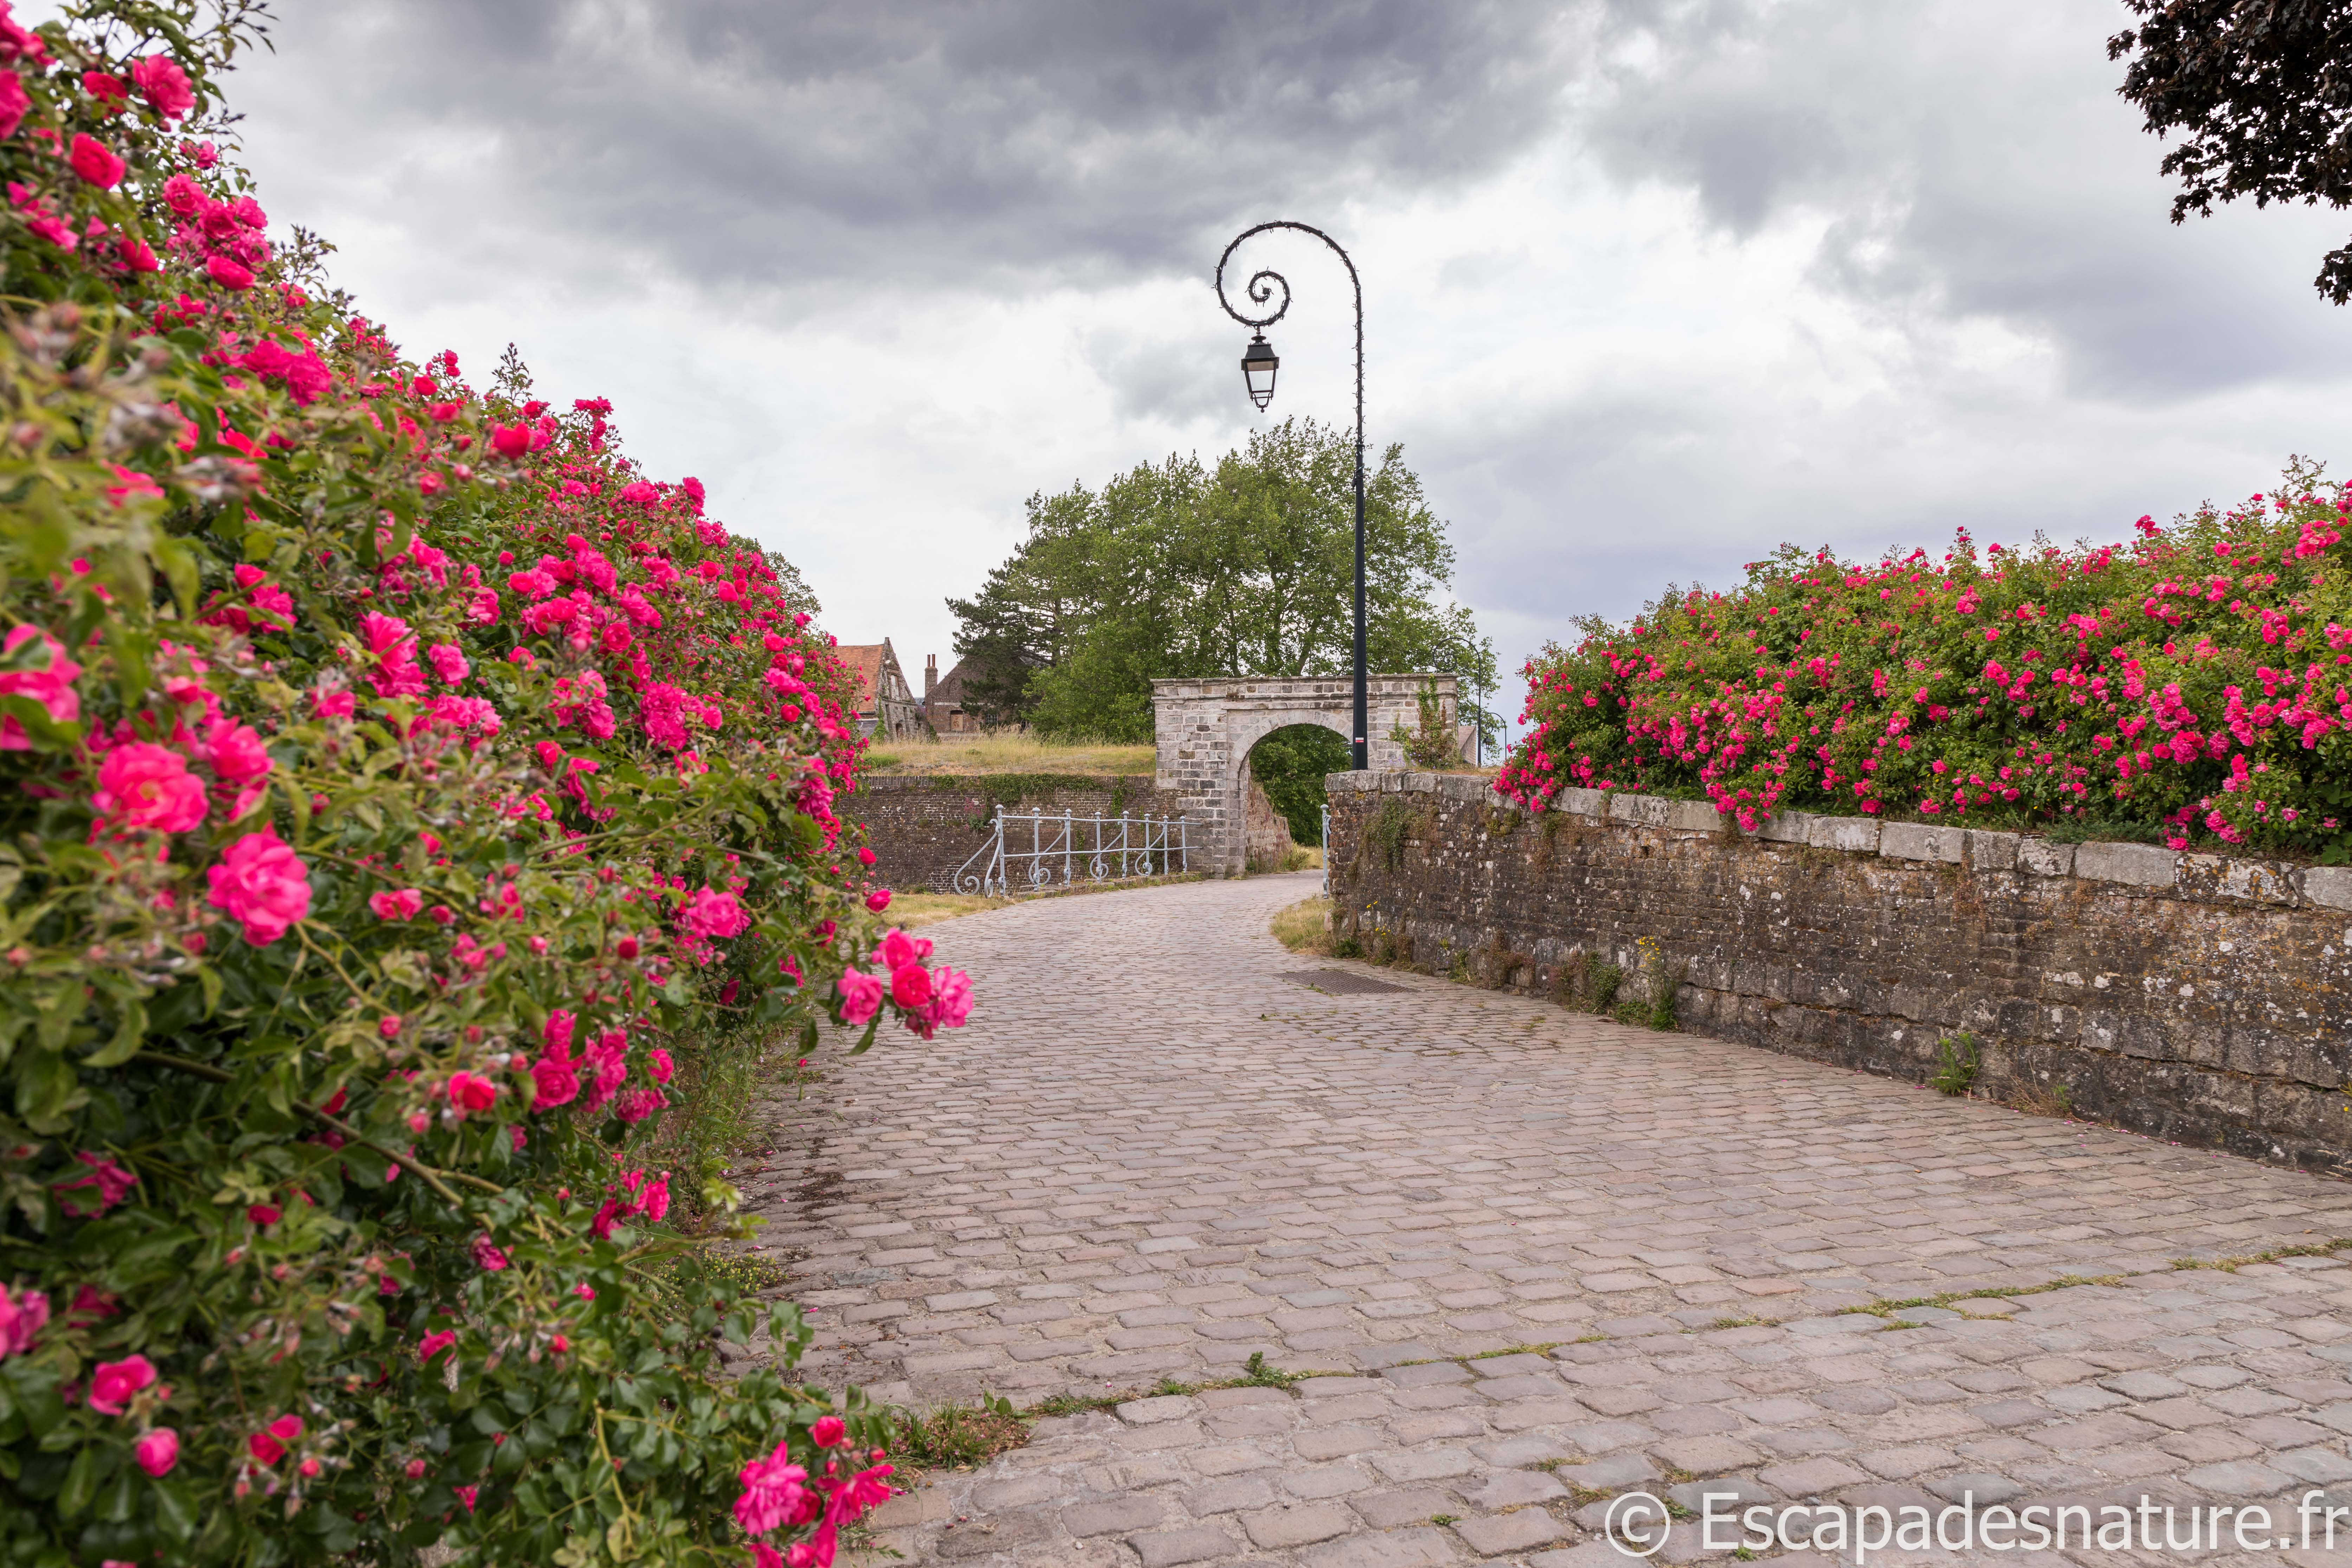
[1328,769,2352,913]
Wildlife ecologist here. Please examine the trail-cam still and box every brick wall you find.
[1326,770,2352,1173]
[853,775,1186,893]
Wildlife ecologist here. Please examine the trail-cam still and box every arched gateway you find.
[1152,675,1461,876]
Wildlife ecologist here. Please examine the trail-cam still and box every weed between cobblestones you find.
[2170,1237,2352,1271]
[1842,1270,2129,1319]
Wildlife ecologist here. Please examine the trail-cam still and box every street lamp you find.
[1239,334,1278,410]
[1215,220,1367,771]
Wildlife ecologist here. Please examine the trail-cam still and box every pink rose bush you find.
[1498,464,2352,860]
[0,8,950,1563]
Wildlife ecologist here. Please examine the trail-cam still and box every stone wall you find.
[853,775,1186,893]
[1325,770,2352,1173]
[1243,776,1299,870]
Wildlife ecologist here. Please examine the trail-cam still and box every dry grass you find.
[1271,896,1335,956]
[863,733,1158,776]
[883,891,1016,928]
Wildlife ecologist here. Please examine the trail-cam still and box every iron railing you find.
[951,807,1191,897]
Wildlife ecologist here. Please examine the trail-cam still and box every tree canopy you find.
[947,418,1496,742]
[2110,0,2352,302]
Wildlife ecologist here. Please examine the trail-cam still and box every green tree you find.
[2110,1,2352,302]
[953,418,1496,742]
[1248,724,1354,844]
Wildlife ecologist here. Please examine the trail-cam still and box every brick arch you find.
[1151,675,1462,875]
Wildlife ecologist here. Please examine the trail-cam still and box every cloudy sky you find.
[178,0,2352,714]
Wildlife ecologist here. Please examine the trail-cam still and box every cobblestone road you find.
[749,873,2352,1566]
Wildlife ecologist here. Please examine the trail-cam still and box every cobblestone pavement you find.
[746,872,2352,1566]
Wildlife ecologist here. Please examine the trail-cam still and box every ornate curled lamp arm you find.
[1214,219,1360,332]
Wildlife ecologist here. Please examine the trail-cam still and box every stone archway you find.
[1152,674,1461,875]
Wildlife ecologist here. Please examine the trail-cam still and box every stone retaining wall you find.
[853,775,1185,893]
[1325,770,2352,1172]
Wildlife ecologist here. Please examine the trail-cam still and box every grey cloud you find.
[234,0,1573,304]
[1572,0,2352,400]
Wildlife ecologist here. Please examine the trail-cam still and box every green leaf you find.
[83,998,147,1068]
[57,1441,103,1519]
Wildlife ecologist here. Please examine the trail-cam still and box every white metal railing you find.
[951,807,1191,896]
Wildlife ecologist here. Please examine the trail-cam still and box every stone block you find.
[2180,854,2298,905]
[1805,816,1881,854]
[1879,822,1958,864]
[1757,811,1813,843]
[2072,840,2177,887]
[1665,798,1726,833]
[1329,771,1376,793]
[1555,787,1606,819]
[2018,838,2074,877]
[1610,793,1669,828]
[2305,865,2352,911]
[1964,830,2018,871]
[1403,773,1437,794]
[1436,774,1486,803]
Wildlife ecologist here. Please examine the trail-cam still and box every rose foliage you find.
[0,5,969,1565]
[1497,468,2352,862]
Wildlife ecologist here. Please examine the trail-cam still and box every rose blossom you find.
[130,53,194,118]
[836,970,883,1025]
[135,1427,179,1477]
[88,1354,156,1415]
[679,886,748,941]
[369,889,423,921]
[0,1283,50,1358]
[734,1441,810,1535]
[0,626,79,749]
[205,831,311,944]
[91,742,207,834]
[67,133,124,188]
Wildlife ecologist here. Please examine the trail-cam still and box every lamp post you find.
[1215,221,1367,771]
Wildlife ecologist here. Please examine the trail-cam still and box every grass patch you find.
[1929,1031,1983,1096]
[2006,1078,2075,1118]
[1271,896,1335,956]
[892,1392,1030,1473]
[863,734,1157,776]
[1707,1315,1776,1330]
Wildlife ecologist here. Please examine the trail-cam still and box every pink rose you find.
[160,171,205,217]
[205,254,253,290]
[247,1202,280,1227]
[734,1441,810,1536]
[134,1427,179,1477]
[920,967,973,1033]
[647,1048,674,1084]
[679,887,748,941]
[426,643,469,684]
[530,1054,579,1111]
[836,970,884,1026]
[311,688,355,720]
[0,1283,50,1358]
[369,889,423,921]
[542,1009,575,1058]
[67,134,124,188]
[810,1416,846,1448]
[634,1175,670,1223]
[418,1330,456,1363]
[0,626,80,750]
[866,888,891,912]
[54,1151,137,1217]
[471,1235,508,1272]
[130,54,195,120]
[0,71,27,141]
[204,831,311,945]
[447,1072,497,1115]
[88,1354,156,1415]
[879,929,919,972]
[92,742,207,835]
[204,719,271,785]
[889,964,932,1009]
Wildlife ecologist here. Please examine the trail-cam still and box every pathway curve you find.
[746,873,2352,1567]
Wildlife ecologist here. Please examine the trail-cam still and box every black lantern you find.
[1240,333,1278,411]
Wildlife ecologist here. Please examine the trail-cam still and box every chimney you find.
[924,654,937,698]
